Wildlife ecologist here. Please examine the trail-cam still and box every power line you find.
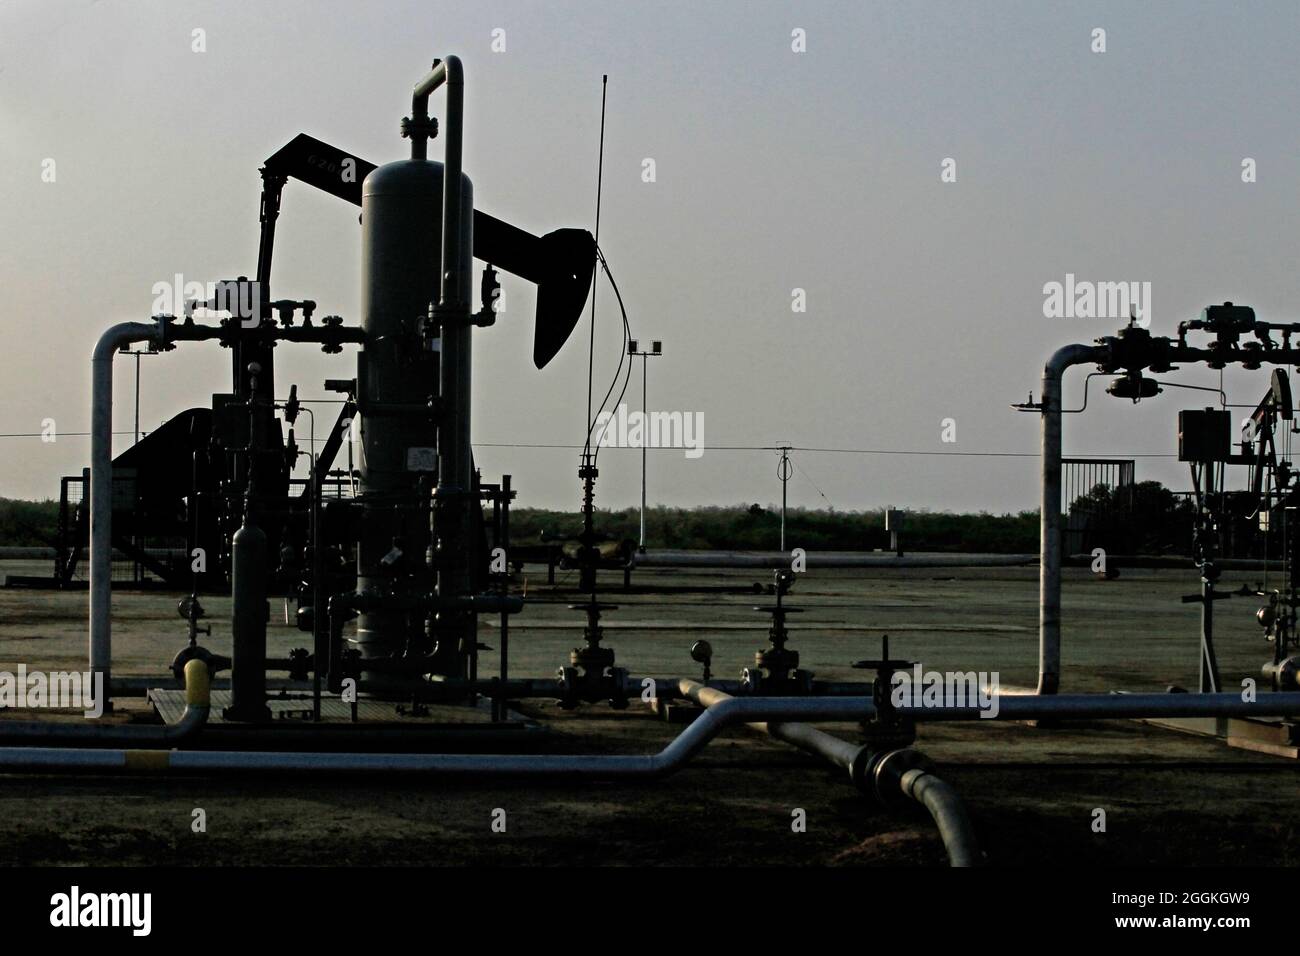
[0,431,137,439]
[0,431,1179,461]
[791,457,834,506]
[472,441,1177,459]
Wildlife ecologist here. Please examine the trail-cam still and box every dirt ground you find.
[0,560,1296,866]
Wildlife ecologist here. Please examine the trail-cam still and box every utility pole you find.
[628,339,662,551]
[777,443,792,551]
[120,345,157,445]
[119,345,156,584]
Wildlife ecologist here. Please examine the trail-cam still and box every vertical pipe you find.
[441,64,474,678]
[1039,355,1064,696]
[1199,465,1221,693]
[407,56,475,676]
[437,59,464,312]
[311,452,323,722]
[1038,344,1106,694]
[640,352,648,550]
[499,474,511,721]
[227,515,270,720]
[91,321,160,712]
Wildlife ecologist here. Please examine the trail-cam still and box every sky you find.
[3,0,1300,514]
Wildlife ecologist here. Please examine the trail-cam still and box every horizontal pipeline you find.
[0,660,209,747]
[901,692,1300,721]
[2,691,1300,775]
[635,550,1035,569]
[0,693,870,776]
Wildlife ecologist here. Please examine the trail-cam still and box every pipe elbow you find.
[1044,343,1106,381]
[165,659,212,740]
[183,658,211,709]
[900,769,982,867]
[442,54,463,86]
[92,321,159,363]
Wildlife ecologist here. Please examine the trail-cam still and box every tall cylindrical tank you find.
[357,159,473,669]
[225,517,270,721]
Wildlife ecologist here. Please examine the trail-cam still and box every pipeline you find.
[769,725,980,866]
[89,318,223,707]
[0,669,985,863]
[90,322,164,701]
[3,683,1299,867]
[2,688,1296,770]
[0,660,209,747]
[676,680,980,866]
[0,691,872,776]
[636,550,1035,569]
[899,690,1300,721]
[1037,343,1108,694]
[896,766,980,867]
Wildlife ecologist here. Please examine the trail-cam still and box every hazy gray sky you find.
[3,0,1300,513]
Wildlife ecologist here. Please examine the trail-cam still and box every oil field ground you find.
[0,561,1296,867]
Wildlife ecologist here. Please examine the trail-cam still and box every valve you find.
[474,265,500,327]
[748,570,808,691]
[287,647,311,682]
[1106,370,1160,402]
[320,313,346,353]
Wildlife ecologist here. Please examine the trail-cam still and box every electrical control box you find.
[1178,408,1231,462]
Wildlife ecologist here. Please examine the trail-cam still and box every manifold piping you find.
[1035,339,1300,693]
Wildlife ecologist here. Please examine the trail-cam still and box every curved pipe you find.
[408,55,465,313]
[898,768,980,867]
[0,690,871,775]
[409,56,477,668]
[89,319,221,707]
[678,680,870,776]
[91,321,164,702]
[680,681,980,867]
[4,688,1300,771]
[768,719,983,866]
[1036,338,1300,694]
[1038,343,1108,694]
[0,660,209,747]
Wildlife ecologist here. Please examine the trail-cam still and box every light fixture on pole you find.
[118,343,159,583]
[628,338,662,551]
[118,344,160,445]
